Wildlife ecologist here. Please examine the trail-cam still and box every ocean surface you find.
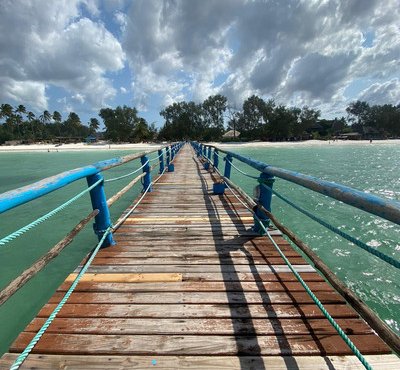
[0,143,399,355]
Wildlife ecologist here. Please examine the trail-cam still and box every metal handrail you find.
[0,145,173,214]
[200,143,400,225]
[0,142,184,247]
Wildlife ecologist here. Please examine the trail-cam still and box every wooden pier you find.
[1,145,399,369]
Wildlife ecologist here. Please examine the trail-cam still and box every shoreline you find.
[0,139,399,152]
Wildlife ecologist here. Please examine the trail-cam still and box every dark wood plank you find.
[89,256,308,265]
[10,332,392,356]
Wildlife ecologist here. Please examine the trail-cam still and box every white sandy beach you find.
[0,139,399,152]
[210,139,400,148]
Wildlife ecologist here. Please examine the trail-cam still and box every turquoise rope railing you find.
[212,149,399,269]
[260,183,400,269]
[195,142,400,269]
[104,159,149,183]
[0,143,184,248]
[9,226,112,370]
[2,143,184,369]
[214,163,373,370]
[9,167,164,370]
[0,177,102,247]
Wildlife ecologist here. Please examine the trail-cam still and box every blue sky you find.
[0,0,399,129]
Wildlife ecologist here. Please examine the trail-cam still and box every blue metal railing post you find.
[86,173,115,247]
[158,149,164,174]
[203,145,207,157]
[253,172,275,234]
[224,154,233,179]
[207,146,211,161]
[166,146,171,166]
[213,148,219,170]
[141,155,152,192]
[171,145,175,161]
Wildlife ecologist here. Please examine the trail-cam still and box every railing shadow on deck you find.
[206,169,336,370]
[192,152,298,370]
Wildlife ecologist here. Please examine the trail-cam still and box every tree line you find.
[158,95,400,141]
[1,97,399,144]
[0,103,155,144]
[0,103,99,143]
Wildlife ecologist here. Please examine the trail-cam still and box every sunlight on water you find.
[227,142,400,337]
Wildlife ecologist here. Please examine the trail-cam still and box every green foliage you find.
[99,105,153,142]
[0,103,91,144]
[346,100,400,138]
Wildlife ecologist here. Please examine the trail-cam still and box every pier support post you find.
[87,173,115,247]
[253,173,275,234]
[158,149,164,174]
[224,154,233,179]
[141,155,152,192]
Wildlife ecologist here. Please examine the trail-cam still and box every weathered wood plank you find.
[10,333,391,356]
[97,248,301,258]
[2,353,399,370]
[76,264,316,273]
[89,256,308,265]
[37,302,360,319]
[47,291,345,305]
[64,271,326,283]
[58,280,332,293]
[26,317,372,336]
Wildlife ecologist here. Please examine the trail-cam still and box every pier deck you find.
[1,145,398,369]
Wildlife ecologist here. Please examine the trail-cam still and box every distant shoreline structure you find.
[0,139,399,152]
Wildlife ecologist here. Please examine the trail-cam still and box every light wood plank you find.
[65,273,182,283]
[2,353,399,370]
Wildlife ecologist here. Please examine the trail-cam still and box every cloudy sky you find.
[0,0,399,127]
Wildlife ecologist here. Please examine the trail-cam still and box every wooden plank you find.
[64,273,182,283]
[26,317,373,336]
[64,271,326,283]
[97,247,301,258]
[88,256,308,265]
[37,303,359,319]
[47,291,345,304]
[76,264,316,273]
[2,353,399,370]
[123,216,255,222]
[10,332,392,356]
[58,280,333,293]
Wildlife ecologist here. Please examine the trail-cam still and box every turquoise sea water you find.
[0,143,399,355]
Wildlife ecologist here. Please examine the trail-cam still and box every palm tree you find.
[15,104,26,116]
[0,103,13,120]
[53,111,62,136]
[14,105,27,138]
[89,118,100,134]
[39,110,51,125]
[27,111,36,139]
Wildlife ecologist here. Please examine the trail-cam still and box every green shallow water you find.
[0,143,399,355]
